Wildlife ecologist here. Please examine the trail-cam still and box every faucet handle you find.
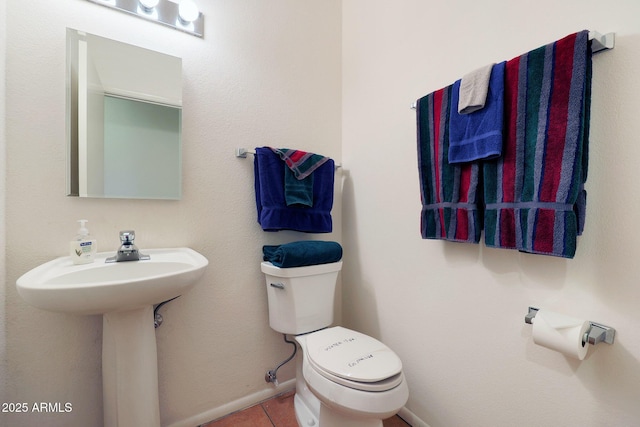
[119,230,136,244]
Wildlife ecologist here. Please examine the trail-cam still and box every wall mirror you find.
[66,28,182,200]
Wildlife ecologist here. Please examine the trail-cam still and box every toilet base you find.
[294,393,318,427]
[318,404,383,427]
[294,393,383,427]
[294,348,320,426]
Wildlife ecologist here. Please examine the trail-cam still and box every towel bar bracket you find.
[589,31,615,53]
[235,148,252,158]
[524,306,616,346]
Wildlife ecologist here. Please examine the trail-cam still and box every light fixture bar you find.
[85,0,204,38]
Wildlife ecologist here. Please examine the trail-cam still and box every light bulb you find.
[139,0,159,10]
[178,0,199,23]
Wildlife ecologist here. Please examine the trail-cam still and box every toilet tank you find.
[261,261,342,335]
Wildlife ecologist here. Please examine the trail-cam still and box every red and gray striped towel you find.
[416,85,482,244]
[483,30,591,258]
[417,30,592,258]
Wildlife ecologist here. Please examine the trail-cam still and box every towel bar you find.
[235,148,342,169]
[410,31,615,110]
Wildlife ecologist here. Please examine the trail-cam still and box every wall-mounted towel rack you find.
[410,31,615,110]
[236,148,342,169]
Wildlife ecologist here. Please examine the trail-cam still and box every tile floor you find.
[201,390,411,427]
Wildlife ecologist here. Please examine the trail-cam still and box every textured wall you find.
[2,1,341,426]
[342,1,640,426]
[8,1,640,427]
[0,0,7,414]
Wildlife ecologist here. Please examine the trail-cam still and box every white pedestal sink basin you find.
[16,247,208,427]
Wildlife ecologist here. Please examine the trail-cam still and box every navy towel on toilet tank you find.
[262,241,343,268]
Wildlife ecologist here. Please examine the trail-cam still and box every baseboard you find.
[397,406,430,427]
[166,378,296,427]
[166,380,428,427]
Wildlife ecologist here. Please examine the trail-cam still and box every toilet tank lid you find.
[260,261,342,278]
[306,326,402,383]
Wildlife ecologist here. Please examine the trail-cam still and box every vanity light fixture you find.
[178,0,199,23]
[139,0,159,10]
[138,0,159,20]
[85,0,204,38]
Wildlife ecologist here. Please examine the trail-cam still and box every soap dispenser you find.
[70,219,97,264]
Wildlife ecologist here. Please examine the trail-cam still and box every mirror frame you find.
[66,28,183,200]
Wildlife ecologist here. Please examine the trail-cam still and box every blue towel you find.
[448,61,506,164]
[254,147,334,233]
[263,241,343,268]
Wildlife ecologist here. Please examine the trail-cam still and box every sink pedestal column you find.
[102,305,160,427]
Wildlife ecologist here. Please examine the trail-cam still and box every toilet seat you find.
[304,326,403,392]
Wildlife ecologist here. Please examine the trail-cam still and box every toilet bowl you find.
[297,327,409,424]
[261,261,409,427]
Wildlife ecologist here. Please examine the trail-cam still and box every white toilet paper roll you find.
[532,310,590,360]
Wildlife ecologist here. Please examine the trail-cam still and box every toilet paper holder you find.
[525,307,616,346]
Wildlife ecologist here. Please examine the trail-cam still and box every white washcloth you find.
[458,63,495,114]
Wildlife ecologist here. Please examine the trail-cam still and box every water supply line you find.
[265,334,297,387]
[154,296,181,328]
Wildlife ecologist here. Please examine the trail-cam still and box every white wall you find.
[7,1,640,427]
[342,1,640,427]
[0,0,7,412]
[3,1,341,426]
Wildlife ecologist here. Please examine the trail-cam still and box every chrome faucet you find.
[105,230,150,263]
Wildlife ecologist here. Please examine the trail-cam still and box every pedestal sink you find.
[16,248,208,427]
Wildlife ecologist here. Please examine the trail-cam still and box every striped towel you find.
[270,148,330,180]
[270,148,331,207]
[483,31,592,258]
[417,85,482,243]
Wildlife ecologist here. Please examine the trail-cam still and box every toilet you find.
[261,261,409,427]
